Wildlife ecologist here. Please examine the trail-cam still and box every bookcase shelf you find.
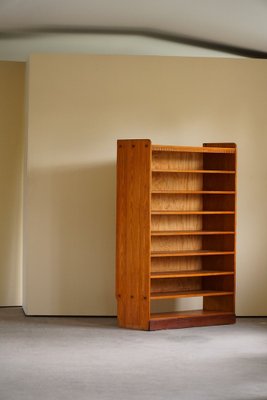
[151,210,235,215]
[150,290,234,300]
[152,169,235,174]
[152,190,235,194]
[116,140,237,330]
[151,230,235,236]
[151,270,234,278]
[151,250,235,257]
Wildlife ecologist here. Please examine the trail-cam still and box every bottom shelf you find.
[149,310,235,330]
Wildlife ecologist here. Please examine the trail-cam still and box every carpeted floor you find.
[0,307,267,400]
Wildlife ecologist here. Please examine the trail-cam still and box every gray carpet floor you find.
[0,308,267,400]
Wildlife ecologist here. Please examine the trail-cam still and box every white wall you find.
[25,54,267,315]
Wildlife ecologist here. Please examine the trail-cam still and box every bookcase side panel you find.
[116,139,151,330]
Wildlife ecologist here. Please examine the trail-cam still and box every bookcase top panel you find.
[152,145,236,154]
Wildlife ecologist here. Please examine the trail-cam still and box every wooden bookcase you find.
[116,139,237,330]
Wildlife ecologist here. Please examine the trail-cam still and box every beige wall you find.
[25,54,267,315]
[0,61,25,306]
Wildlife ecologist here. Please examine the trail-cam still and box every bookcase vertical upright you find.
[116,139,237,330]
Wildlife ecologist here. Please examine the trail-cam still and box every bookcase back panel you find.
[151,276,234,295]
[152,194,203,211]
[203,194,235,211]
[202,214,235,231]
[151,256,202,273]
[151,215,202,231]
[202,254,235,272]
[202,235,235,251]
[151,236,202,252]
[151,277,202,294]
[152,151,203,170]
[203,153,235,171]
[151,234,234,253]
[152,173,203,191]
[203,174,235,191]
[203,295,234,312]
[151,255,235,273]
[203,275,234,292]
[150,297,203,313]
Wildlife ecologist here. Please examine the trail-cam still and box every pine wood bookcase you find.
[116,139,237,330]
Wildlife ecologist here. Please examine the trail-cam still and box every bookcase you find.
[116,139,237,330]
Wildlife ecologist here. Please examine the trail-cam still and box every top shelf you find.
[152,145,236,154]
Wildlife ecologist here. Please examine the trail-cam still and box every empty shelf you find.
[151,270,234,279]
[152,169,236,174]
[151,230,234,236]
[152,190,235,194]
[151,250,235,257]
[151,210,235,215]
[150,290,234,300]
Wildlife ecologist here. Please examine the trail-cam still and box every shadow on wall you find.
[26,162,116,315]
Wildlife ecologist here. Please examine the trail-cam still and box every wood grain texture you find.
[149,313,236,330]
[151,250,235,257]
[202,275,235,293]
[202,214,235,230]
[203,294,235,312]
[152,169,235,174]
[150,290,234,300]
[152,190,235,194]
[151,256,202,273]
[202,254,235,272]
[116,141,237,330]
[202,234,235,251]
[151,277,202,294]
[152,171,202,191]
[151,236,202,252]
[116,139,151,330]
[152,145,236,153]
[150,309,234,319]
[202,143,237,316]
[152,151,203,170]
[151,194,203,212]
[151,230,234,236]
[202,194,235,211]
[152,211,234,215]
[203,143,236,148]
[151,270,234,278]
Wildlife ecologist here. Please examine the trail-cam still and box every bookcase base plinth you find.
[149,313,236,330]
